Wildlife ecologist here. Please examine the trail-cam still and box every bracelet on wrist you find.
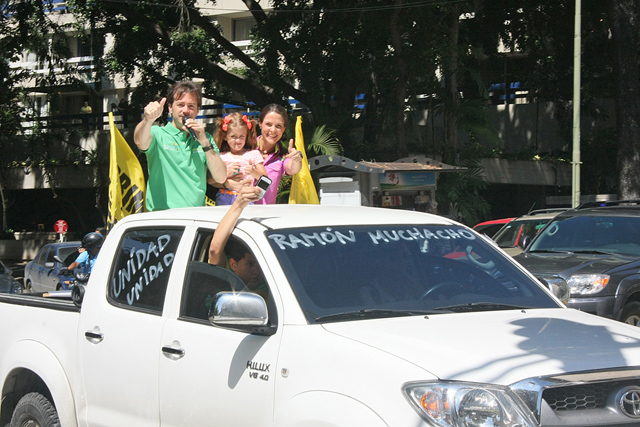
[222,181,228,190]
[202,144,214,152]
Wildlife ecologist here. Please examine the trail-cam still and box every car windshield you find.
[267,225,560,324]
[57,246,80,266]
[493,217,552,248]
[528,215,640,256]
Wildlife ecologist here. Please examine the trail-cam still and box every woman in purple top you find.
[223,104,302,204]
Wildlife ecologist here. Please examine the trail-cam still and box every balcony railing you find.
[20,102,261,133]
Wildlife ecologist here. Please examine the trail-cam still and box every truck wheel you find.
[10,392,60,427]
[621,302,640,327]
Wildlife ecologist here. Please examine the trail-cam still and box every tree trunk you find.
[444,5,461,165]
[0,179,8,232]
[390,0,408,159]
[608,0,640,199]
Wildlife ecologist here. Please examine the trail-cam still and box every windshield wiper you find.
[315,309,443,323]
[432,302,530,313]
[571,249,615,255]
[527,249,572,254]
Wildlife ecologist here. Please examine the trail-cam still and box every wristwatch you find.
[202,144,215,152]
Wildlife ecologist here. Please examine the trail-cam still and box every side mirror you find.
[209,292,274,335]
[72,285,85,308]
[74,270,90,284]
[520,235,530,250]
[53,255,64,264]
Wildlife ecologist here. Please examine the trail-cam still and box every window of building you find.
[233,17,256,41]
[77,34,91,58]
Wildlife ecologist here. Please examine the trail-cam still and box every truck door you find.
[158,228,281,426]
[78,226,185,427]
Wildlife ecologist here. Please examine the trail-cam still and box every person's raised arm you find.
[284,139,303,175]
[208,180,261,267]
[134,97,166,151]
[183,117,227,184]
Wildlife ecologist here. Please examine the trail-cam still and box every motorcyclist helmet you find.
[82,232,104,250]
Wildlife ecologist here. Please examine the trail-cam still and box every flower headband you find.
[221,114,252,131]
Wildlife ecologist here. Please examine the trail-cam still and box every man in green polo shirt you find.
[134,80,227,211]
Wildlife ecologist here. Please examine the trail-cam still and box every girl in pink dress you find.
[214,113,267,205]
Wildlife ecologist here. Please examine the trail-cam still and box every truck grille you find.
[510,368,640,426]
[543,382,615,411]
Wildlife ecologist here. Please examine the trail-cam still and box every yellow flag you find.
[289,116,319,204]
[107,112,146,230]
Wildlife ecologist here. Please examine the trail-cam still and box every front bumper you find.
[567,295,616,319]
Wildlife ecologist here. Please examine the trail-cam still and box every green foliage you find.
[306,125,343,157]
[436,158,491,226]
[2,0,632,215]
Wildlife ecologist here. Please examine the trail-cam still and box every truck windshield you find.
[267,225,560,324]
[528,215,640,257]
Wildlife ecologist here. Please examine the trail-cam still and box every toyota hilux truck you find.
[2,205,640,427]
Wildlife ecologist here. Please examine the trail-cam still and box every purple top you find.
[254,143,291,205]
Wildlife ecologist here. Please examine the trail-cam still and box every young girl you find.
[214,113,267,205]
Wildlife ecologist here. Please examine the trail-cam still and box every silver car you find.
[24,242,81,292]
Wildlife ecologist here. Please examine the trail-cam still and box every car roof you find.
[114,205,459,231]
[43,241,82,248]
[511,208,568,221]
[558,201,640,218]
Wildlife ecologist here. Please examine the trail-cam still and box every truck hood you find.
[321,308,640,385]
[514,251,636,276]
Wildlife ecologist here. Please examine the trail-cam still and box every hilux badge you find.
[620,389,640,418]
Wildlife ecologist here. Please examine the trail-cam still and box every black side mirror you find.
[72,285,85,308]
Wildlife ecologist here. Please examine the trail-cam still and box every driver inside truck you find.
[208,179,268,299]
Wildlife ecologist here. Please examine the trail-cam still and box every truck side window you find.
[183,229,278,327]
[180,261,248,322]
[108,227,183,314]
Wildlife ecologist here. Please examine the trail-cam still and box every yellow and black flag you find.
[289,116,319,204]
[107,112,145,230]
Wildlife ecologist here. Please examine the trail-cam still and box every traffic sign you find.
[54,219,68,234]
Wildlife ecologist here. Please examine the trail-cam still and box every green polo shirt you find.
[144,124,219,211]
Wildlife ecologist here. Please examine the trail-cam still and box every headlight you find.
[403,381,537,427]
[567,274,609,295]
[11,281,23,294]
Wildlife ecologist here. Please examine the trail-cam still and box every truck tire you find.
[10,392,60,427]
[621,302,640,327]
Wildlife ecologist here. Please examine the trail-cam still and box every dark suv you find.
[514,200,640,326]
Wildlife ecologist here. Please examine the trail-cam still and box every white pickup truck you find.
[2,205,640,427]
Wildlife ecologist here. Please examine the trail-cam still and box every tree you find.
[9,0,640,221]
[0,0,101,232]
[607,0,640,199]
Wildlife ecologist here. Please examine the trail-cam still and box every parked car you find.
[24,241,81,292]
[472,217,515,238]
[492,208,567,256]
[0,260,22,294]
[514,200,640,326]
